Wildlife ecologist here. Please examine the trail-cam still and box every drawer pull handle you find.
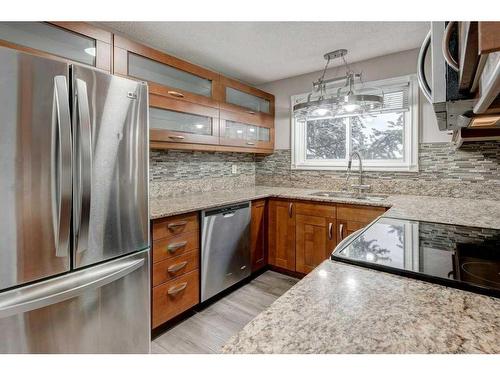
[167,221,187,229]
[247,110,256,115]
[167,282,187,296]
[168,135,185,140]
[246,141,255,145]
[167,90,185,98]
[167,261,188,274]
[166,241,188,253]
[328,222,333,240]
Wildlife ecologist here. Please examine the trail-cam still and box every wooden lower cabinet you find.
[336,204,386,245]
[250,199,268,272]
[150,200,386,328]
[268,199,296,271]
[268,199,387,275]
[151,212,200,328]
[152,270,199,328]
[295,202,336,274]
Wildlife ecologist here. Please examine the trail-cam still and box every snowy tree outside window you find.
[292,75,419,172]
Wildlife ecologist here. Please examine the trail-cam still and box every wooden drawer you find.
[153,250,199,287]
[152,270,199,328]
[152,231,199,264]
[152,212,199,240]
[295,201,336,218]
[337,205,385,223]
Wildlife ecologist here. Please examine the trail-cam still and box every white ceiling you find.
[100,22,429,85]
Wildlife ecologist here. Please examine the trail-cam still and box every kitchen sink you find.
[309,191,388,202]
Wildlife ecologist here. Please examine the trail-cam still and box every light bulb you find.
[343,104,360,112]
[84,47,96,57]
[311,108,330,117]
[194,124,204,129]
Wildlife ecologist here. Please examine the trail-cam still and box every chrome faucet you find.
[344,151,371,195]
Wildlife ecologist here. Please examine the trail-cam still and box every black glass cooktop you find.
[331,217,500,298]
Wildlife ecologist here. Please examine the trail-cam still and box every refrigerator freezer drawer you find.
[0,250,150,353]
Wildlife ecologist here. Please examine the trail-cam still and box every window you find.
[292,75,419,171]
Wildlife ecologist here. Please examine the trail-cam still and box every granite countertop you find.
[222,260,500,354]
[150,186,500,229]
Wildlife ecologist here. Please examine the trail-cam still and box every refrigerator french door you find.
[0,47,150,353]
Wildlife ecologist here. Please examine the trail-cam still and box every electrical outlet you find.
[231,164,238,174]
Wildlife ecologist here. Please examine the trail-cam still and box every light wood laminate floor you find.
[152,271,299,354]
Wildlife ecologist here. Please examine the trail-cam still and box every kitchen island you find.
[221,260,500,353]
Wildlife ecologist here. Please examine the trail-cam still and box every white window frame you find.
[291,74,419,172]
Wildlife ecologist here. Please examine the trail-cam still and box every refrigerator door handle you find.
[52,75,72,259]
[74,78,93,255]
[0,257,145,319]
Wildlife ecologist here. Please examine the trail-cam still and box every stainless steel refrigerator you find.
[0,47,150,353]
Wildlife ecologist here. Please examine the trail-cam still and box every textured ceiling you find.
[99,22,429,85]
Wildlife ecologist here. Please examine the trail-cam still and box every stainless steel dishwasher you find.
[201,202,251,302]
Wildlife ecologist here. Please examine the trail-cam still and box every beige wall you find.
[258,48,451,149]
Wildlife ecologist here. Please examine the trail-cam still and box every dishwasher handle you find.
[203,202,250,217]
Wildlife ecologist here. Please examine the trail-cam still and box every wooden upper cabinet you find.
[149,94,220,146]
[295,203,336,274]
[0,22,112,71]
[219,76,275,119]
[113,35,220,108]
[268,199,296,272]
[219,109,274,150]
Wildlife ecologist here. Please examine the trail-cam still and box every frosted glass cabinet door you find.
[113,35,219,107]
[226,87,271,114]
[150,107,213,136]
[222,120,272,149]
[128,53,212,97]
[148,94,220,146]
[0,22,112,71]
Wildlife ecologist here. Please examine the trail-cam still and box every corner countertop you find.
[150,186,500,230]
[221,260,500,353]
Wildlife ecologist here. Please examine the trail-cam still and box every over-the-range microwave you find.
[417,22,500,131]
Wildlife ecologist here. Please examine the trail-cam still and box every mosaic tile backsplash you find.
[149,142,500,200]
[150,150,256,198]
[256,142,500,200]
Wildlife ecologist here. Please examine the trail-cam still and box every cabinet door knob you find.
[167,261,188,274]
[167,282,187,296]
[168,135,185,140]
[339,223,344,240]
[288,202,293,218]
[166,241,188,253]
[328,222,333,240]
[167,221,187,229]
[167,90,185,98]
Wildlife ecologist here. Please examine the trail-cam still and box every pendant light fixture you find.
[293,49,384,121]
